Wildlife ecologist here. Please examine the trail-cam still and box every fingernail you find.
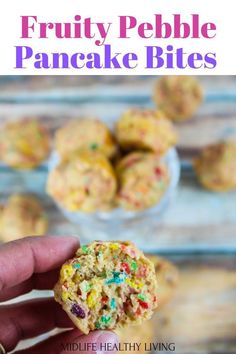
[95,331,119,354]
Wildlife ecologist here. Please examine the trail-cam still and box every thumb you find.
[60,330,119,354]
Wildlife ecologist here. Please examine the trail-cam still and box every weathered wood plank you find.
[1,175,236,253]
[0,102,236,152]
[0,79,235,252]
[0,76,236,95]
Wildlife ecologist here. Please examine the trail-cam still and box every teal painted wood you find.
[0,78,235,252]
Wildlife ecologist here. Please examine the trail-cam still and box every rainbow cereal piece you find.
[115,109,177,155]
[193,140,236,192]
[154,76,203,122]
[0,119,50,169]
[54,241,158,334]
[55,118,117,160]
[116,152,169,211]
[47,150,117,212]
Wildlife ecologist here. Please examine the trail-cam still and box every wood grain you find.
[0,77,236,252]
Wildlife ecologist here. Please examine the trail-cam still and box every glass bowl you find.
[48,148,180,248]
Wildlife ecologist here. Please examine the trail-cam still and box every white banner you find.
[0,0,235,75]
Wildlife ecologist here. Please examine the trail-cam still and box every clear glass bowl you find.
[48,148,180,248]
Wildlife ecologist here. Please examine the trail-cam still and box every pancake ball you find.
[115,109,177,155]
[116,152,169,211]
[0,194,48,243]
[0,119,50,169]
[54,241,158,334]
[55,118,117,160]
[194,140,236,192]
[117,320,154,354]
[147,255,179,309]
[154,76,203,122]
[47,151,117,212]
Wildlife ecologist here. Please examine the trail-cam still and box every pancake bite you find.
[0,119,50,169]
[147,255,179,309]
[0,194,48,243]
[47,151,117,212]
[154,76,203,121]
[117,320,154,354]
[55,118,117,160]
[193,140,236,192]
[116,152,169,211]
[115,109,177,155]
[54,241,158,334]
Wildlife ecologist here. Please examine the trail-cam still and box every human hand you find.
[0,236,118,353]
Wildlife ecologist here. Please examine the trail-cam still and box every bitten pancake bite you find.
[54,241,158,334]
[47,151,117,212]
[0,194,48,242]
[147,255,179,309]
[55,118,117,160]
[0,119,50,169]
[115,109,177,155]
[154,76,203,121]
[193,140,236,192]
[116,152,169,211]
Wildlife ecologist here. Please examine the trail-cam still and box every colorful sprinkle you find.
[110,298,116,309]
[121,245,137,259]
[137,265,148,277]
[101,315,111,325]
[90,143,98,150]
[121,262,131,274]
[137,294,147,301]
[105,271,127,285]
[110,243,119,251]
[101,296,108,304]
[71,304,86,318]
[60,264,74,282]
[130,260,138,272]
[87,289,98,308]
[81,245,89,254]
[154,167,163,177]
[63,279,75,289]
[136,307,142,316]
[138,300,149,309]
[95,321,101,329]
[73,263,81,269]
[125,278,144,289]
[61,291,70,301]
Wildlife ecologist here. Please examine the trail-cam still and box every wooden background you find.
[0,76,236,252]
[0,76,236,353]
